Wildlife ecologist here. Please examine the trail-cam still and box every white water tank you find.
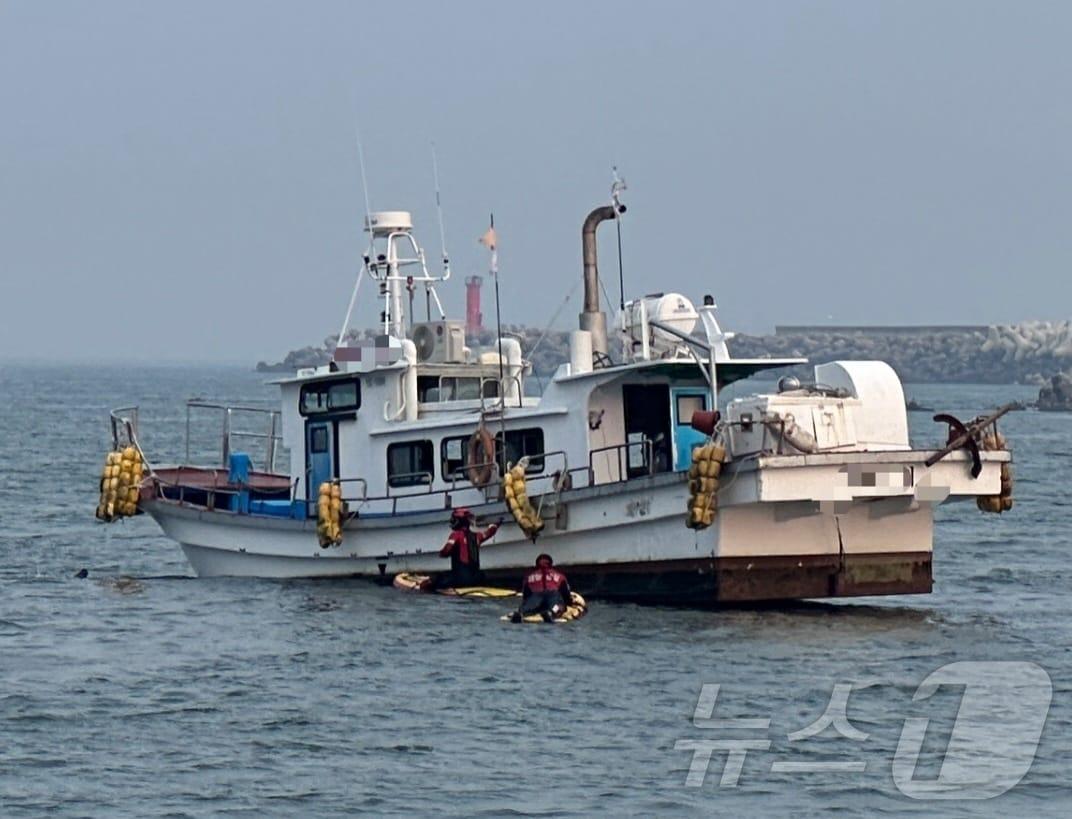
[624,293,699,357]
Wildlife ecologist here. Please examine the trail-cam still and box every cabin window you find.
[387,440,434,487]
[300,379,361,416]
[676,394,706,426]
[417,375,439,403]
[496,428,545,474]
[482,379,500,398]
[309,426,329,454]
[441,435,470,482]
[440,376,481,401]
[328,381,358,411]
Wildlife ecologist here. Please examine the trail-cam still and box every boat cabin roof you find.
[553,356,807,387]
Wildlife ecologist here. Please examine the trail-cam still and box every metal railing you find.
[185,401,284,473]
[109,406,139,450]
[587,437,655,485]
[145,423,666,520]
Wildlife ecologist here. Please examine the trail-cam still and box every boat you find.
[102,187,1014,605]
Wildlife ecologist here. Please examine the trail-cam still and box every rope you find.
[335,266,366,348]
[524,278,581,360]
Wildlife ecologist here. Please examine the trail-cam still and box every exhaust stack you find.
[579,203,626,357]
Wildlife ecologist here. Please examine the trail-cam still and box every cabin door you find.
[671,387,710,471]
[305,420,336,509]
[622,384,672,477]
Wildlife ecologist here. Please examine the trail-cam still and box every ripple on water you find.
[0,369,1069,815]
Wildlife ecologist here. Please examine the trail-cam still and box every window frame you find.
[440,435,471,483]
[299,378,361,417]
[675,393,707,427]
[386,440,435,487]
[495,427,545,474]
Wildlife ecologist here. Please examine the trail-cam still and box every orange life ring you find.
[466,427,496,487]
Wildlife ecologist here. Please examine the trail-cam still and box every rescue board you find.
[393,572,520,599]
[502,592,588,624]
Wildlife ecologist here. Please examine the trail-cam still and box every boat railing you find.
[109,406,140,449]
[282,448,572,518]
[185,400,284,474]
[476,374,526,413]
[587,437,655,484]
[385,471,435,492]
[155,436,659,520]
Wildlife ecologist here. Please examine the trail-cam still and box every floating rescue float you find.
[316,480,345,547]
[685,439,725,530]
[393,571,520,599]
[977,431,1014,513]
[503,457,544,540]
[501,591,588,624]
[95,446,144,522]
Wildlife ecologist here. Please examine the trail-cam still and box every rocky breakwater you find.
[256,346,332,372]
[1038,371,1072,411]
[257,320,1072,386]
[731,320,1072,384]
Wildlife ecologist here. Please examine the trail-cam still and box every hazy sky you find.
[2,1,1070,363]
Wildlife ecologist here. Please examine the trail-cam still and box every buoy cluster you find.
[504,457,544,540]
[977,432,1013,514]
[317,481,345,547]
[96,446,143,522]
[686,440,725,530]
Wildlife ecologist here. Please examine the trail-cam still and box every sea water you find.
[0,365,1068,816]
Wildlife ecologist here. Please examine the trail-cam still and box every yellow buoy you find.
[316,480,345,547]
[685,440,725,530]
[504,459,543,539]
[977,434,1013,514]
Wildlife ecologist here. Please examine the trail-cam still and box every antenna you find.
[337,129,374,348]
[357,128,374,254]
[431,142,450,276]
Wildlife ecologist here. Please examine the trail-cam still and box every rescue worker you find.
[434,508,502,589]
[512,553,572,622]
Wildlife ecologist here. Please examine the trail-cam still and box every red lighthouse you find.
[465,276,483,335]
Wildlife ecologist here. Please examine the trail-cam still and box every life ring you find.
[466,427,496,487]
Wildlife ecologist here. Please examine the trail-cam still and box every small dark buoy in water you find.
[75,568,88,579]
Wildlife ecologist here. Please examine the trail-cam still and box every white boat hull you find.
[146,450,1005,604]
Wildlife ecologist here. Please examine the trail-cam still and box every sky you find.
[1,0,1070,364]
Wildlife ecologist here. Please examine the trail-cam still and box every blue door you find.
[671,388,710,471]
[305,420,335,512]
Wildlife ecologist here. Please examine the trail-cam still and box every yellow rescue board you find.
[501,592,588,624]
[393,572,520,599]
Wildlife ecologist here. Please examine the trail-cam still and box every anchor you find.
[926,404,1015,479]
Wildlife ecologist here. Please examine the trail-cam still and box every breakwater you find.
[259,321,1072,386]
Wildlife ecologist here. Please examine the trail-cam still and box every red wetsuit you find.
[438,523,499,585]
[521,566,572,614]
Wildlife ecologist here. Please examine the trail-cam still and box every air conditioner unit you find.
[411,320,467,364]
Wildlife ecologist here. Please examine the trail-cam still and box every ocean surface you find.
[0,364,1069,817]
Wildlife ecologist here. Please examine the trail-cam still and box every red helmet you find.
[450,507,473,529]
